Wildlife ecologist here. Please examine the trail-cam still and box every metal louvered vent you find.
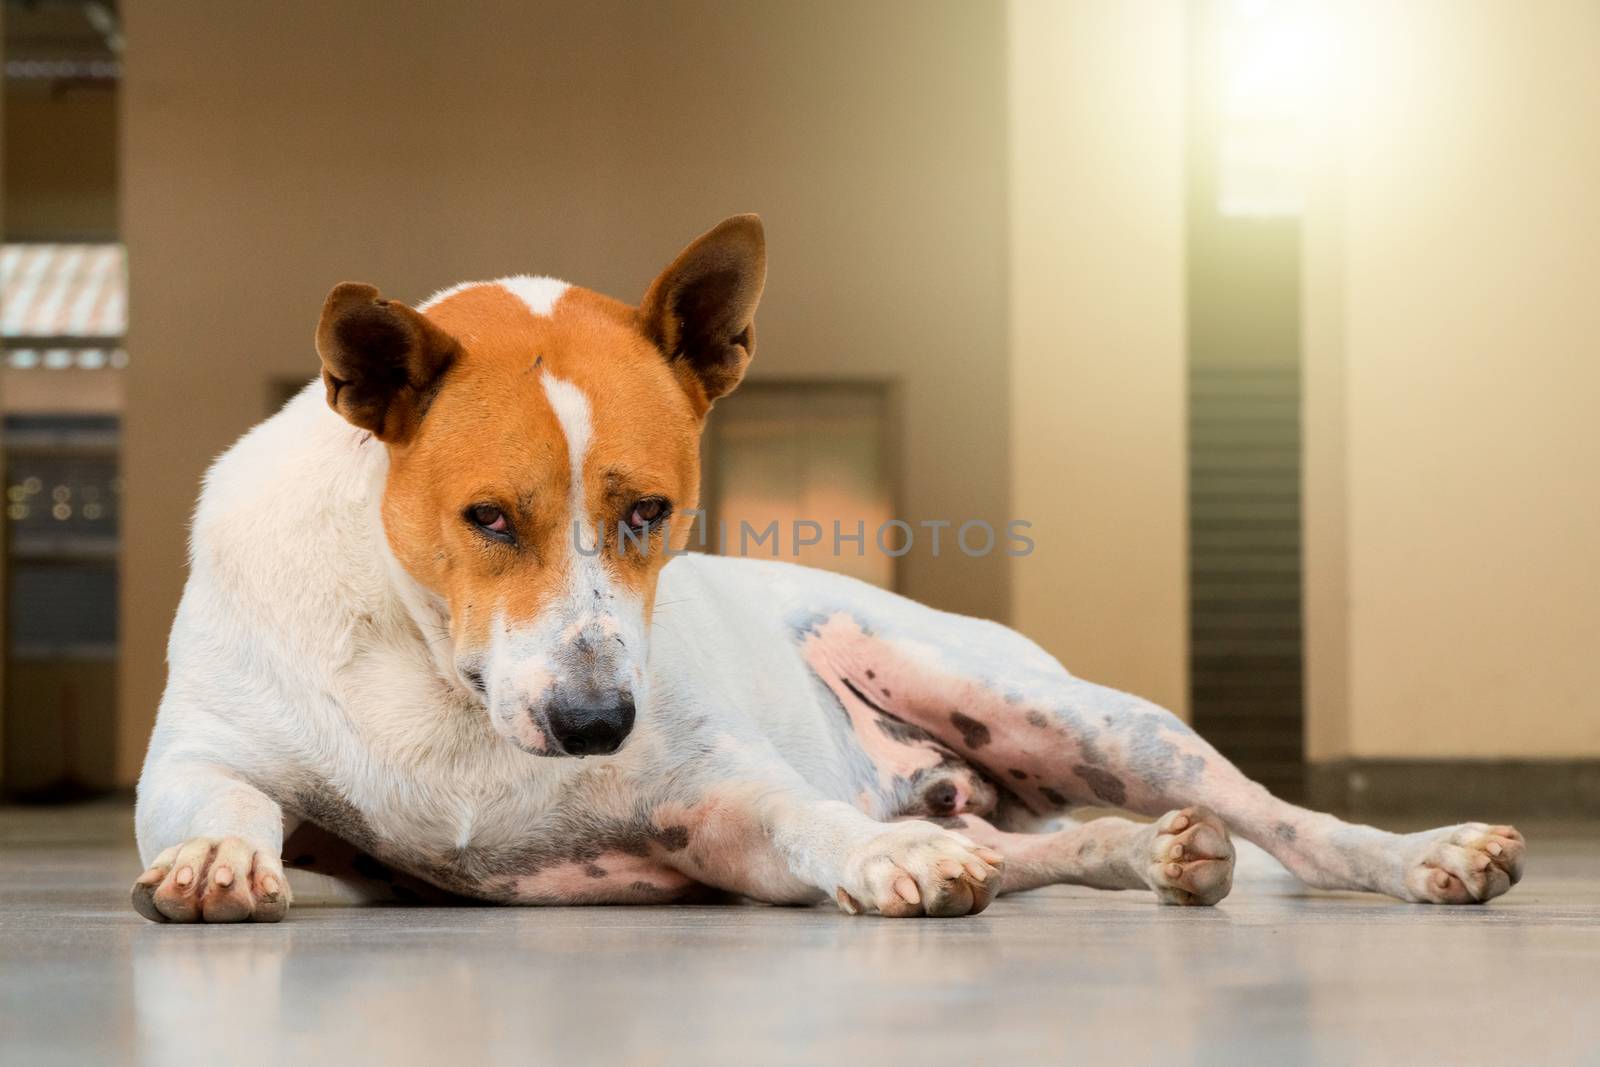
[1189,365,1303,799]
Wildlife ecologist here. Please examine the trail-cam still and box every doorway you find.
[1186,0,1307,799]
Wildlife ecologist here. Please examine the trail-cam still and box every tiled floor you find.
[1,802,1595,1066]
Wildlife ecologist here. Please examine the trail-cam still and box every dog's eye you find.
[466,504,514,543]
[627,497,670,531]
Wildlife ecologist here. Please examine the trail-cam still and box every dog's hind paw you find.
[833,822,1004,918]
[1136,806,1235,906]
[132,836,291,923]
[1399,823,1524,904]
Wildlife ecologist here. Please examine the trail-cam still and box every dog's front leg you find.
[769,795,1005,917]
[655,747,1004,916]
[132,759,292,923]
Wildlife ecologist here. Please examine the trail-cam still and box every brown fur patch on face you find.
[380,283,703,654]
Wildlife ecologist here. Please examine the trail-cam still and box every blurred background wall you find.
[113,0,1012,785]
[1,0,1595,807]
[1304,0,1600,768]
[1009,2,1189,720]
[3,0,124,795]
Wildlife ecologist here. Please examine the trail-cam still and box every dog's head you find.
[315,216,764,757]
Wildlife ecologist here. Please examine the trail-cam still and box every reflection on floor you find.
[2,801,1595,1065]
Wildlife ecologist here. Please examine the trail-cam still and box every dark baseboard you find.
[1306,760,1600,819]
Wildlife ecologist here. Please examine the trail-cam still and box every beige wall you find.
[116,1,1010,782]
[1302,109,1349,763]
[1007,1,1189,715]
[1306,0,1600,758]
[104,0,1600,781]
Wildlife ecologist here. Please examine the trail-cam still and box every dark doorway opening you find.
[1186,0,1306,800]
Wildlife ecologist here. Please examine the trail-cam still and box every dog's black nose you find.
[548,700,635,756]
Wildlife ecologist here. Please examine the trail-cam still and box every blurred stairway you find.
[1189,365,1304,801]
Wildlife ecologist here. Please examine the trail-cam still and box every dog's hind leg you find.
[799,606,1524,904]
[922,810,1235,905]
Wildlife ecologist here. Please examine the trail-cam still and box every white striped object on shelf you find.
[1,243,127,339]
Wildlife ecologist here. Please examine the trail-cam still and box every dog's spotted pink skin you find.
[803,630,945,789]
[646,794,818,903]
[802,613,1100,810]
[509,852,692,903]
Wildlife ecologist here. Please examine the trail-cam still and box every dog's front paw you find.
[131,837,291,923]
[1400,823,1524,904]
[1139,806,1234,906]
[833,822,1004,918]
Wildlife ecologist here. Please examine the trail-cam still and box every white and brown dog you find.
[132,215,1525,922]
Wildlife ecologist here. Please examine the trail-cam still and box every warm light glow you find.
[1218,0,1341,217]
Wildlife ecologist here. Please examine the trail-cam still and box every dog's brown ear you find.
[315,283,461,442]
[640,214,766,411]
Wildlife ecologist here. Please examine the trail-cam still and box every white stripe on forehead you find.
[540,371,594,548]
[498,276,569,317]
[418,275,569,315]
